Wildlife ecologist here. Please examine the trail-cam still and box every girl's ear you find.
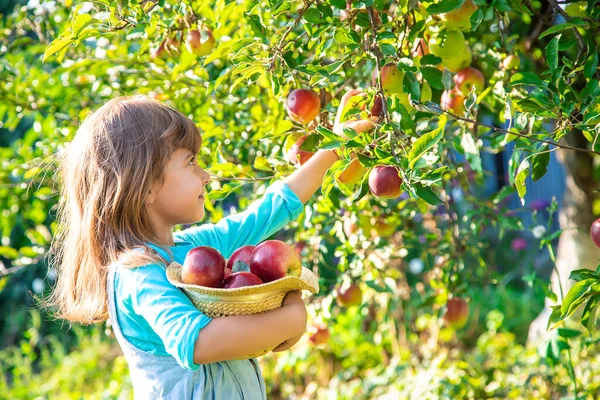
[146,191,155,208]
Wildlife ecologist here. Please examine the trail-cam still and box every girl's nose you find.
[200,168,211,186]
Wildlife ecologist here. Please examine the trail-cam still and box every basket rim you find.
[166,262,319,296]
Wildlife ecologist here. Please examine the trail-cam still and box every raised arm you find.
[283,89,376,203]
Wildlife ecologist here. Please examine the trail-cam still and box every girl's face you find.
[147,147,211,228]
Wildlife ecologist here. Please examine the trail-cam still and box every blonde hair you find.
[42,96,201,324]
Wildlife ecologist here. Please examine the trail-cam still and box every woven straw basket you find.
[165,262,319,359]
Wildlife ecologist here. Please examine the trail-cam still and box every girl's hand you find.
[274,290,307,352]
[333,89,378,140]
[272,332,303,353]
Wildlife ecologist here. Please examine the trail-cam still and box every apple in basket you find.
[222,272,264,289]
[181,246,226,288]
[249,240,302,283]
[227,245,256,271]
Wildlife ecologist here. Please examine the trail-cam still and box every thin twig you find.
[546,0,588,60]
[209,174,275,181]
[413,101,600,156]
[269,0,317,71]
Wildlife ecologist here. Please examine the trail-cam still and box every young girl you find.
[43,90,374,399]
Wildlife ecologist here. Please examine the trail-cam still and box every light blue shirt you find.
[112,181,303,371]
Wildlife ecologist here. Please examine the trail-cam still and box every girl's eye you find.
[189,157,196,166]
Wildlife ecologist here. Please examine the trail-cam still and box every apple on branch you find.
[441,89,466,115]
[454,67,485,95]
[337,156,366,185]
[308,323,330,346]
[185,28,215,57]
[590,218,600,248]
[286,89,321,124]
[286,135,316,166]
[368,165,403,199]
[336,283,363,307]
[443,298,469,329]
[439,0,478,31]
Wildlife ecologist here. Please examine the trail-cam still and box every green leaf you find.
[584,52,599,80]
[515,159,529,198]
[461,131,482,173]
[253,156,273,172]
[413,183,443,205]
[245,13,267,39]
[232,260,250,273]
[545,35,560,72]
[539,21,587,39]
[420,55,443,67]
[403,72,420,102]
[408,121,445,169]
[581,294,600,330]
[442,68,454,91]
[557,327,582,339]
[43,35,74,62]
[420,67,444,90]
[303,8,324,23]
[316,126,340,141]
[426,0,465,14]
[0,246,18,259]
[569,268,600,282]
[71,13,94,36]
[510,72,547,88]
[208,183,244,200]
[531,150,550,181]
[560,278,599,318]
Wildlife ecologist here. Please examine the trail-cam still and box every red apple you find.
[502,55,520,70]
[343,216,359,237]
[181,246,226,287]
[150,40,166,59]
[336,283,362,307]
[372,219,395,238]
[337,157,366,185]
[371,95,384,118]
[590,218,600,248]
[308,324,330,345]
[287,135,316,166]
[368,165,402,199]
[224,267,233,280]
[454,67,485,95]
[294,240,307,256]
[249,240,302,283]
[185,28,215,56]
[441,89,466,115]
[286,89,321,124]
[443,297,469,329]
[222,271,264,289]
[440,0,478,31]
[227,245,256,271]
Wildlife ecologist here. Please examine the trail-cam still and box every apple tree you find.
[1,0,600,397]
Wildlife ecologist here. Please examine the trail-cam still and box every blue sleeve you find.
[123,264,212,371]
[175,181,304,258]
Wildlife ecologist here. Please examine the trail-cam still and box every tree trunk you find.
[528,130,600,342]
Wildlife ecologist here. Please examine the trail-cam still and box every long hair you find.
[41,96,201,324]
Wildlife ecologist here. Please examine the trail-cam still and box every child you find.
[43,90,374,399]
